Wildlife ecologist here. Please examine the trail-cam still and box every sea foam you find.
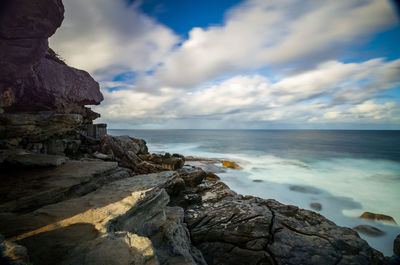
[148,142,400,256]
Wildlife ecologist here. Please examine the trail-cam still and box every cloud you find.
[146,0,398,89]
[49,0,179,78]
[50,0,400,128]
[349,100,398,120]
[94,58,400,128]
[51,0,397,86]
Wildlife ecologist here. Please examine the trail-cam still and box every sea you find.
[109,129,400,256]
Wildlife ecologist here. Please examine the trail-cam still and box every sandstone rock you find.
[61,232,159,265]
[134,161,168,174]
[0,0,103,113]
[354,225,385,237]
[109,187,206,265]
[184,156,225,173]
[185,156,222,163]
[99,135,149,170]
[0,0,103,155]
[2,151,67,168]
[140,153,185,171]
[310,202,322,211]
[0,236,31,265]
[205,172,220,182]
[0,169,206,265]
[0,171,171,263]
[0,160,125,213]
[360,212,397,224]
[178,166,206,187]
[0,112,85,154]
[0,0,64,81]
[160,174,185,196]
[180,178,387,265]
[222,160,242,170]
[394,234,400,256]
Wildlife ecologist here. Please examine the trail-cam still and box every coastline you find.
[1,0,399,263]
[115,128,400,257]
[1,135,399,264]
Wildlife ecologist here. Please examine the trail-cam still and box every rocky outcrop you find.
[0,141,396,265]
[359,212,397,224]
[176,177,389,265]
[97,135,185,174]
[0,149,67,168]
[0,0,397,264]
[0,0,102,113]
[354,225,385,237]
[0,161,204,265]
[140,153,185,171]
[0,0,103,155]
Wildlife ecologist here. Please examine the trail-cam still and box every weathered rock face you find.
[178,177,388,265]
[0,0,103,154]
[98,135,185,174]
[0,0,64,81]
[140,153,185,171]
[0,162,205,265]
[0,0,102,113]
[0,149,67,168]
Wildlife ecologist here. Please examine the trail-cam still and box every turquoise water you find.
[109,129,400,256]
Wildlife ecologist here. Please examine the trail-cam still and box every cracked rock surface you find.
[182,180,389,265]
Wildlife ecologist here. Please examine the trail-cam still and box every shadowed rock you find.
[354,225,385,237]
[289,185,321,194]
[180,178,388,265]
[310,202,322,211]
[394,234,400,256]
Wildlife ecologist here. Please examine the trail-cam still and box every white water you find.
[147,142,400,256]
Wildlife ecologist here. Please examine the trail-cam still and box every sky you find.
[50,0,400,129]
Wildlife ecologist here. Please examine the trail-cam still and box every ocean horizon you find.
[110,129,400,256]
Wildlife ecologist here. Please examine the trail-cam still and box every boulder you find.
[205,172,220,182]
[360,212,397,224]
[310,202,322,211]
[185,157,226,174]
[394,234,400,256]
[140,153,185,171]
[354,225,385,237]
[99,135,149,170]
[177,166,206,187]
[222,160,242,170]
[179,177,387,265]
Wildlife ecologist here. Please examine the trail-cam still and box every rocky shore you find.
[1,0,399,264]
